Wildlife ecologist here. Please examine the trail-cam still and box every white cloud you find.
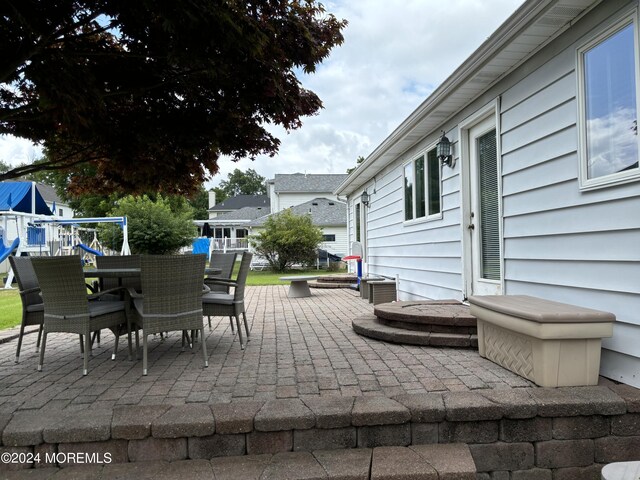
[0,135,42,167]
[0,1,526,187]
[587,107,639,178]
[214,0,525,185]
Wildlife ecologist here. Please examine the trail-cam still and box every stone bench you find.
[469,295,615,387]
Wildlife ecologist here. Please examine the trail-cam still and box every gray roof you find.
[209,194,269,212]
[211,206,271,222]
[271,174,348,193]
[250,198,346,228]
[35,183,63,204]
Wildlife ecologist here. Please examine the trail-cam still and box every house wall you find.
[498,0,640,387]
[348,0,640,386]
[319,225,348,258]
[348,150,464,299]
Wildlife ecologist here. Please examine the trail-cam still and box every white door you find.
[468,117,502,296]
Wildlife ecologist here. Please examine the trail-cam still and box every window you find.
[578,16,640,188]
[404,147,441,221]
[236,229,247,238]
[58,208,64,217]
[322,234,336,242]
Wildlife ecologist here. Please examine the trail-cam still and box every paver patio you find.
[0,286,532,415]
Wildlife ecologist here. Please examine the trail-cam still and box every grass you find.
[0,289,21,331]
[243,266,346,286]
[0,264,348,331]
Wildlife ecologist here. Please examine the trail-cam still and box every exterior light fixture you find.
[360,190,370,207]
[437,131,454,168]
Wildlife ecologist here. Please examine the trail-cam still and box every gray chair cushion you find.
[202,293,234,305]
[88,301,125,317]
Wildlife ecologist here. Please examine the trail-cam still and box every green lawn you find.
[0,289,21,331]
[0,265,346,331]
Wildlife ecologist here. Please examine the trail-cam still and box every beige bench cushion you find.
[468,295,615,324]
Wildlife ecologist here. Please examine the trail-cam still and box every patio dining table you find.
[84,267,222,289]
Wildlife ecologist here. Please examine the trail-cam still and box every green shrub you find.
[250,210,323,272]
[99,194,196,254]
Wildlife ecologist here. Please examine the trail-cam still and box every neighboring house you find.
[336,0,640,387]
[203,174,349,254]
[197,193,270,251]
[250,197,348,257]
[207,193,269,219]
[35,183,73,219]
[267,173,347,212]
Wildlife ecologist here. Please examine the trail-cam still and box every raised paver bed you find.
[0,384,638,479]
[469,295,615,387]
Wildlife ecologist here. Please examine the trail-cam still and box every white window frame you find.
[577,11,640,190]
[403,145,442,225]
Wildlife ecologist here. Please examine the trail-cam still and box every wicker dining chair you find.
[9,256,44,364]
[202,251,252,349]
[128,254,207,376]
[31,256,131,376]
[204,252,237,330]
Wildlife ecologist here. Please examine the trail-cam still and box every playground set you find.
[0,182,130,289]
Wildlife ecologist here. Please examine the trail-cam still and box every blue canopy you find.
[0,182,53,215]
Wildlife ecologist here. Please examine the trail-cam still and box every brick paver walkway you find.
[0,286,532,414]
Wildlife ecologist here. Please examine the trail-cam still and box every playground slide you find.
[75,243,104,257]
[0,237,20,263]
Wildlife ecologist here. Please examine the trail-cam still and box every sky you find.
[0,0,525,187]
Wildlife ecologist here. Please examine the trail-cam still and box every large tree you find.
[219,168,267,197]
[0,1,346,195]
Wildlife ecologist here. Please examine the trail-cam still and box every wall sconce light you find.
[437,131,454,168]
[360,190,370,207]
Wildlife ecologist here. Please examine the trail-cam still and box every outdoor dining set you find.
[9,251,253,376]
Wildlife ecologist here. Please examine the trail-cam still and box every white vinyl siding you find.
[320,226,348,257]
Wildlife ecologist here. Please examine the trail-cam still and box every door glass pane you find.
[415,156,426,218]
[427,149,441,215]
[478,129,500,281]
[404,163,414,220]
[583,23,639,178]
[355,203,361,242]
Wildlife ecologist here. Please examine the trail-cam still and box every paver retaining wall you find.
[0,384,638,478]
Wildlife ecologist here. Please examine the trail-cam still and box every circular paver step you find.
[316,275,358,284]
[309,281,354,289]
[352,315,478,349]
[374,300,476,327]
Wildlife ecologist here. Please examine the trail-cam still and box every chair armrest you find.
[125,287,143,299]
[204,279,237,287]
[87,287,125,301]
[19,286,41,296]
[202,284,211,294]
